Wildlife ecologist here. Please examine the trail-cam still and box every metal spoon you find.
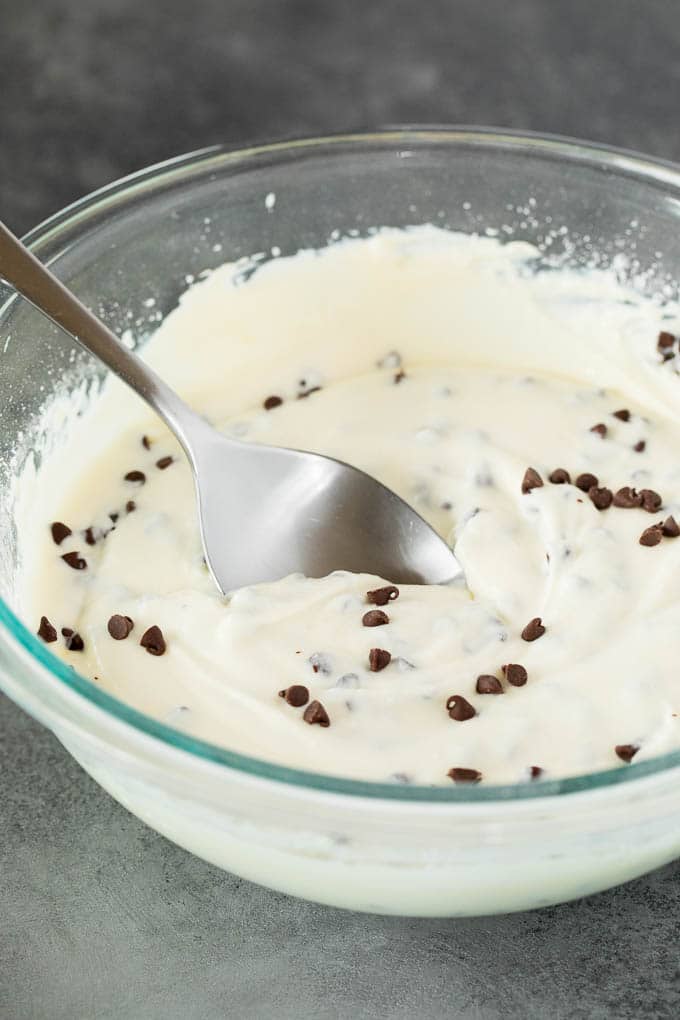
[0,220,460,593]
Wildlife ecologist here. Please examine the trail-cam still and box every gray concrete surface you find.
[3,1,680,1017]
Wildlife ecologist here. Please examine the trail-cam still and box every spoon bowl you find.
[0,219,460,592]
[192,423,460,590]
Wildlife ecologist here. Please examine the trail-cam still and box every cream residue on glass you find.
[17,227,680,785]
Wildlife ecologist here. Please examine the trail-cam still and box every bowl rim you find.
[5,124,680,804]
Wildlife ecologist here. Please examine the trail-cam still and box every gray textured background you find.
[3,1,680,1017]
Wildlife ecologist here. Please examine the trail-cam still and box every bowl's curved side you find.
[5,605,680,915]
[60,724,680,916]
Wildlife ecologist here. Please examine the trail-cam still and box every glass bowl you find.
[4,127,680,916]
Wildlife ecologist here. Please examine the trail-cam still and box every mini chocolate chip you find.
[263,395,283,410]
[303,699,330,726]
[140,625,166,655]
[278,684,309,707]
[615,743,639,763]
[613,486,643,508]
[37,616,57,643]
[124,470,146,484]
[476,674,503,694]
[125,500,136,513]
[366,585,399,606]
[521,467,543,494]
[63,630,84,651]
[446,695,476,721]
[142,435,152,449]
[639,524,663,547]
[50,521,72,545]
[575,472,598,492]
[61,551,87,570]
[663,515,680,538]
[447,767,482,784]
[549,468,571,484]
[521,617,545,642]
[613,409,631,422]
[394,370,406,384]
[640,489,662,513]
[109,512,119,523]
[297,386,322,399]
[84,527,97,545]
[502,663,528,687]
[529,766,544,779]
[634,440,646,453]
[589,486,613,511]
[156,456,173,470]
[369,648,392,672]
[658,330,676,352]
[107,614,134,640]
[590,423,607,438]
[362,610,389,627]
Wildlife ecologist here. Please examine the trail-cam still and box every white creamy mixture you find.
[20,228,680,785]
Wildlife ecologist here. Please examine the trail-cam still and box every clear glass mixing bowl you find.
[4,127,680,916]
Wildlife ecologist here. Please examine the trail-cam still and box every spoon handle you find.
[0,219,208,456]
